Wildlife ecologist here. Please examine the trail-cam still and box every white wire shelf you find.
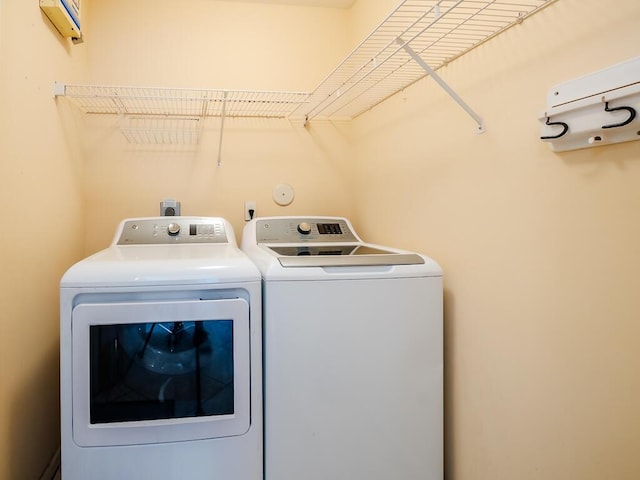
[54,0,557,143]
[55,84,310,119]
[54,84,310,147]
[295,0,558,121]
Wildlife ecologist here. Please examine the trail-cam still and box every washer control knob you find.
[297,222,312,235]
[167,223,181,236]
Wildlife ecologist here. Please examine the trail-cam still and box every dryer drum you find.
[119,321,217,375]
[89,320,234,423]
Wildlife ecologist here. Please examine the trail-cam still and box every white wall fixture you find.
[539,56,640,152]
[160,199,181,216]
[273,184,294,206]
[244,201,257,221]
[40,0,81,41]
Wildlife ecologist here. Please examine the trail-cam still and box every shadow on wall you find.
[10,343,60,480]
[443,287,456,480]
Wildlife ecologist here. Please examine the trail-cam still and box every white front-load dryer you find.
[60,217,262,480]
[241,216,443,480]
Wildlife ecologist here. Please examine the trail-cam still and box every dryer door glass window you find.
[71,298,251,447]
[89,319,234,424]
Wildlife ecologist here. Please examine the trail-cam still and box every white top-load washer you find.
[60,217,262,480]
[241,216,443,480]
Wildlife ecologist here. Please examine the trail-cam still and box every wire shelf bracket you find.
[397,36,484,133]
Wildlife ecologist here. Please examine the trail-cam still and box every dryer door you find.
[71,298,250,447]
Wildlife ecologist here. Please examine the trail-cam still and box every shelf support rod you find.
[217,91,228,166]
[396,37,485,133]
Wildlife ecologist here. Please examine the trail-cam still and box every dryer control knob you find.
[167,223,181,236]
[297,222,312,235]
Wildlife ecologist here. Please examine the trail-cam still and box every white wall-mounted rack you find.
[539,55,640,152]
[55,0,557,146]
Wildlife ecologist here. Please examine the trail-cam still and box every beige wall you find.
[351,1,640,479]
[0,1,86,479]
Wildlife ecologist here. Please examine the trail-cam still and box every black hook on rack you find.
[540,116,569,140]
[602,102,637,129]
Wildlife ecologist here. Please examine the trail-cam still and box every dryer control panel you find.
[116,217,228,245]
[255,217,358,244]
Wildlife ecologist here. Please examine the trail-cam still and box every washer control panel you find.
[256,217,358,244]
[116,217,228,245]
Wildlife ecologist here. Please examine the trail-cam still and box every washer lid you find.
[267,245,424,267]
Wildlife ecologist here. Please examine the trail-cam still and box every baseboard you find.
[39,446,61,480]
